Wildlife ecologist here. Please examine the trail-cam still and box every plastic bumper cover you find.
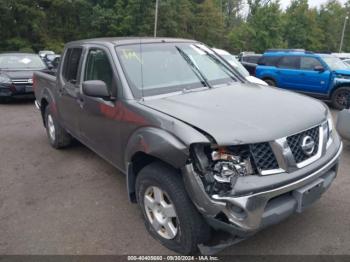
[182,142,342,236]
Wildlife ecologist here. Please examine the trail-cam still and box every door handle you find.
[58,88,64,96]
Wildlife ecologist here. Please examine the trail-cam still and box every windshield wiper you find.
[194,44,244,82]
[175,46,213,89]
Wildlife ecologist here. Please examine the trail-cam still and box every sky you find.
[279,0,347,9]
[242,0,347,16]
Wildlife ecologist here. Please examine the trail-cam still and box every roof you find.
[0,52,37,56]
[66,37,197,47]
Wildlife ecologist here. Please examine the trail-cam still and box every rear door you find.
[57,47,84,137]
[276,56,304,90]
[299,56,330,93]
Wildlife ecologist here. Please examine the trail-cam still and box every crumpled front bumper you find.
[182,140,343,236]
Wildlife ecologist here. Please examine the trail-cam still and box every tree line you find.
[0,0,350,54]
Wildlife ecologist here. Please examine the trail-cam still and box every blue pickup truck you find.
[255,49,350,109]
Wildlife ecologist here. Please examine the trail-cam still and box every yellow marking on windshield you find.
[121,49,142,64]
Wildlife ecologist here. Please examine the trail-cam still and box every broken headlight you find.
[191,144,256,195]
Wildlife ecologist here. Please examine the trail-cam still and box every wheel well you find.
[128,152,181,203]
[40,98,49,126]
[262,77,275,83]
[330,85,350,97]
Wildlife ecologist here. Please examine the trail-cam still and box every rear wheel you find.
[136,162,211,254]
[264,79,276,87]
[331,87,350,110]
[44,105,72,149]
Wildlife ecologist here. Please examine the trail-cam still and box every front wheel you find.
[331,87,350,110]
[136,162,211,254]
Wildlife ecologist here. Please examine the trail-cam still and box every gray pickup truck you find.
[33,37,342,254]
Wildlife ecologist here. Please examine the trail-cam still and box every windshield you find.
[219,53,249,77]
[0,54,46,70]
[116,43,237,97]
[322,56,349,70]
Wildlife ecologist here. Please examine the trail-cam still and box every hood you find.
[334,69,350,76]
[141,83,327,145]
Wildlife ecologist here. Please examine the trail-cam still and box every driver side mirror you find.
[314,65,325,72]
[82,80,111,99]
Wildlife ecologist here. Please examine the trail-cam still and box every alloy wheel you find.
[144,186,178,240]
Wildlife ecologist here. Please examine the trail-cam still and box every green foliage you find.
[0,0,349,54]
[284,0,323,51]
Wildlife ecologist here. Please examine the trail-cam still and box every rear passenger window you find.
[300,57,322,70]
[278,56,300,69]
[62,48,83,83]
[258,56,281,66]
[244,56,261,64]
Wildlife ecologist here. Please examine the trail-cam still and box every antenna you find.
[139,38,144,100]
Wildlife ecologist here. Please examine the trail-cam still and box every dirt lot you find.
[0,99,349,255]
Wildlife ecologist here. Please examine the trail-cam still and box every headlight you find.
[191,144,255,195]
[0,75,11,84]
[326,111,334,148]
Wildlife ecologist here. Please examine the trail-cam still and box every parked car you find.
[43,54,61,70]
[33,38,342,254]
[237,52,262,75]
[39,50,55,59]
[342,58,350,66]
[0,52,49,100]
[331,52,350,60]
[213,48,267,86]
[256,49,350,109]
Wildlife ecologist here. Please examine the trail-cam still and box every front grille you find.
[287,126,320,163]
[250,142,279,171]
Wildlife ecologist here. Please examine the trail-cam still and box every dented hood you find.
[141,83,328,145]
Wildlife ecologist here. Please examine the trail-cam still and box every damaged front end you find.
[191,144,255,197]
[182,135,342,238]
[183,143,266,236]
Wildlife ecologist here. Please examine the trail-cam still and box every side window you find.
[244,56,260,64]
[258,56,281,66]
[84,49,113,92]
[300,57,322,70]
[62,48,83,83]
[278,56,300,69]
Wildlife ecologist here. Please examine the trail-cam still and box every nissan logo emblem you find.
[301,135,315,156]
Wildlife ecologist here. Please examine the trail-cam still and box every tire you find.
[264,78,276,87]
[136,162,211,254]
[331,87,350,110]
[44,105,72,149]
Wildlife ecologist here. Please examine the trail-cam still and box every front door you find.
[78,47,121,163]
[299,56,330,93]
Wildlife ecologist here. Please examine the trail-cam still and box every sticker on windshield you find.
[20,58,31,64]
[121,49,142,64]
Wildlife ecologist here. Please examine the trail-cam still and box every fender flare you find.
[39,87,57,126]
[125,127,189,202]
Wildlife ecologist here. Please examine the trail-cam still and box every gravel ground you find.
[0,99,349,255]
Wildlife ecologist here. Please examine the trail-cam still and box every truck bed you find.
[33,71,57,102]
